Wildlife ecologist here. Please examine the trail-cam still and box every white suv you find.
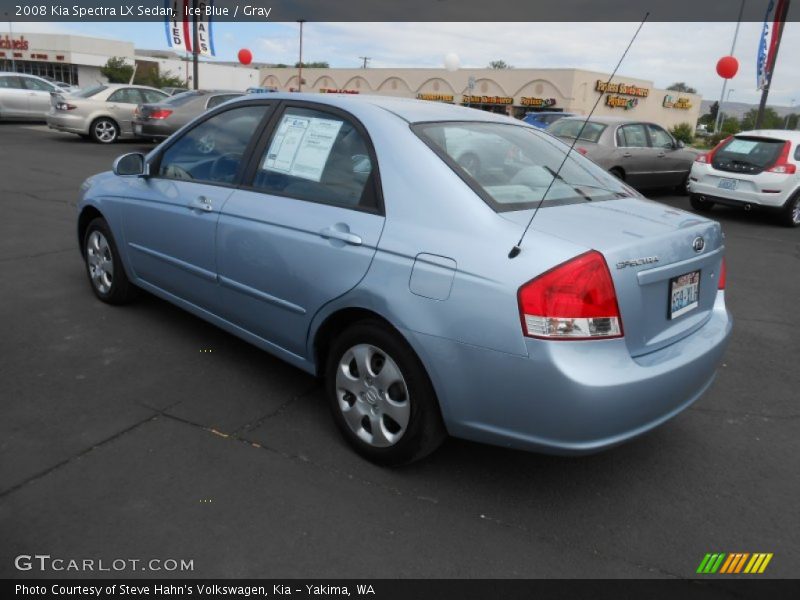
[688,130,800,227]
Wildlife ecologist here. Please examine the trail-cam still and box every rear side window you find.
[0,76,23,89]
[22,77,54,92]
[108,88,143,104]
[252,107,378,210]
[548,119,606,142]
[714,137,786,173]
[74,85,107,98]
[617,124,648,147]
[157,104,270,185]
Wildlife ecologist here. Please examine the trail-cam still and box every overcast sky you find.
[12,21,800,107]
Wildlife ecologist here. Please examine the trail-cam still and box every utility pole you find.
[785,99,796,129]
[713,0,745,134]
[756,0,791,129]
[8,21,15,72]
[192,0,199,90]
[297,20,305,92]
[359,56,371,69]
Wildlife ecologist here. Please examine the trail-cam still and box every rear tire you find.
[90,117,119,144]
[83,217,137,304]
[690,194,715,212]
[780,192,800,228]
[324,320,446,466]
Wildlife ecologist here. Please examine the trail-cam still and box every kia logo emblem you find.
[692,237,705,252]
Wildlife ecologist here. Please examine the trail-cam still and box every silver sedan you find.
[46,84,169,143]
[548,116,699,192]
[0,72,60,120]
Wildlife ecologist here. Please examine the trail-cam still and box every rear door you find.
[216,103,386,357]
[0,75,29,117]
[614,123,660,187]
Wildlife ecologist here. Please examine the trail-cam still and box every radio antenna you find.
[508,13,649,259]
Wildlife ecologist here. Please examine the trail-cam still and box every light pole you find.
[297,20,305,92]
[8,21,15,72]
[720,88,735,132]
[713,0,745,134]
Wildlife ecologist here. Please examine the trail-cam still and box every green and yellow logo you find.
[697,553,773,574]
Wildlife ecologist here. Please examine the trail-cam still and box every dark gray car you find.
[132,90,243,140]
[548,116,699,192]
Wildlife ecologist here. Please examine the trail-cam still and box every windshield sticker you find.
[725,139,759,154]
[263,115,343,182]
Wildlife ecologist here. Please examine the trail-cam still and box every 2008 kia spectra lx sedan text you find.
[76,94,732,465]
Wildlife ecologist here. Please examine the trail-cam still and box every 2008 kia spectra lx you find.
[77,94,732,465]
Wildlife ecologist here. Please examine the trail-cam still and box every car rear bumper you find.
[404,292,732,454]
[46,112,87,135]
[132,119,174,139]
[689,164,796,208]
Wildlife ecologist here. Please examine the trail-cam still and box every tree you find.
[294,61,329,68]
[670,122,694,144]
[667,82,697,94]
[741,107,782,131]
[134,68,186,89]
[101,57,134,84]
[488,60,512,69]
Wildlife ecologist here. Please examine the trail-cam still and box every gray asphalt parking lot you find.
[0,122,798,579]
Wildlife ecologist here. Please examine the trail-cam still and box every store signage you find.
[462,95,513,105]
[595,80,650,98]
[663,95,693,110]
[417,93,454,102]
[521,97,556,108]
[606,96,639,110]
[320,88,359,94]
[0,35,29,51]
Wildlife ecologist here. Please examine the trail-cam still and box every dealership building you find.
[258,67,702,130]
[0,32,259,89]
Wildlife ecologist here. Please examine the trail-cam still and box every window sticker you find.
[725,139,759,154]
[263,115,344,182]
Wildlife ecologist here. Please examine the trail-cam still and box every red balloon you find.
[716,56,739,79]
[238,48,253,66]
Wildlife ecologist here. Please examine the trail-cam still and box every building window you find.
[0,59,78,85]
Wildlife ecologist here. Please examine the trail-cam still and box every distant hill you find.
[700,100,797,119]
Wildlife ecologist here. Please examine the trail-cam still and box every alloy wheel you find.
[86,230,114,294]
[94,120,117,143]
[335,343,410,448]
[792,198,800,225]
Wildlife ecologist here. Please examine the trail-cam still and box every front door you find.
[20,76,55,118]
[119,103,272,312]
[216,104,386,357]
[105,87,145,136]
[0,76,30,117]
[647,124,688,187]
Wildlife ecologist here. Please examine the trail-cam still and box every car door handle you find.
[657,152,666,158]
[188,196,213,212]
[319,226,362,246]
[622,152,632,158]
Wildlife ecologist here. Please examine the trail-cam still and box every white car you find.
[688,130,800,227]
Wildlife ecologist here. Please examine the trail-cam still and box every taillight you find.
[56,102,76,111]
[765,141,796,174]
[695,135,732,164]
[518,250,623,340]
[718,257,727,290]
[576,147,588,156]
[149,109,173,120]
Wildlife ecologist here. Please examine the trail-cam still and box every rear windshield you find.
[164,90,204,106]
[548,119,606,142]
[714,136,786,173]
[74,85,107,98]
[413,121,631,212]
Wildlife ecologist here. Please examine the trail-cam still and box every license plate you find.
[669,271,700,319]
[718,178,738,190]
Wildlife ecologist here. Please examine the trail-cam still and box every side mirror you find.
[113,152,147,177]
[675,140,685,149]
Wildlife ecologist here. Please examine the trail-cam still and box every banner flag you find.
[164,0,216,57]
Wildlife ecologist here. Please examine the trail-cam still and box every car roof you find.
[735,129,800,142]
[225,92,517,124]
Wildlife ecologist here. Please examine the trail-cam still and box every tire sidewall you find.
[91,118,119,144]
[83,217,129,303]
[782,193,800,227]
[324,321,444,465]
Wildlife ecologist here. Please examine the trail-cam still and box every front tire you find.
[690,194,715,212]
[325,321,446,465]
[83,217,137,304]
[90,117,119,144]
[780,193,800,228]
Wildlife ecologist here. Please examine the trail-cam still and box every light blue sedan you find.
[77,94,732,464]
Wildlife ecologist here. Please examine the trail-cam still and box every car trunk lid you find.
[502,197,724,357]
